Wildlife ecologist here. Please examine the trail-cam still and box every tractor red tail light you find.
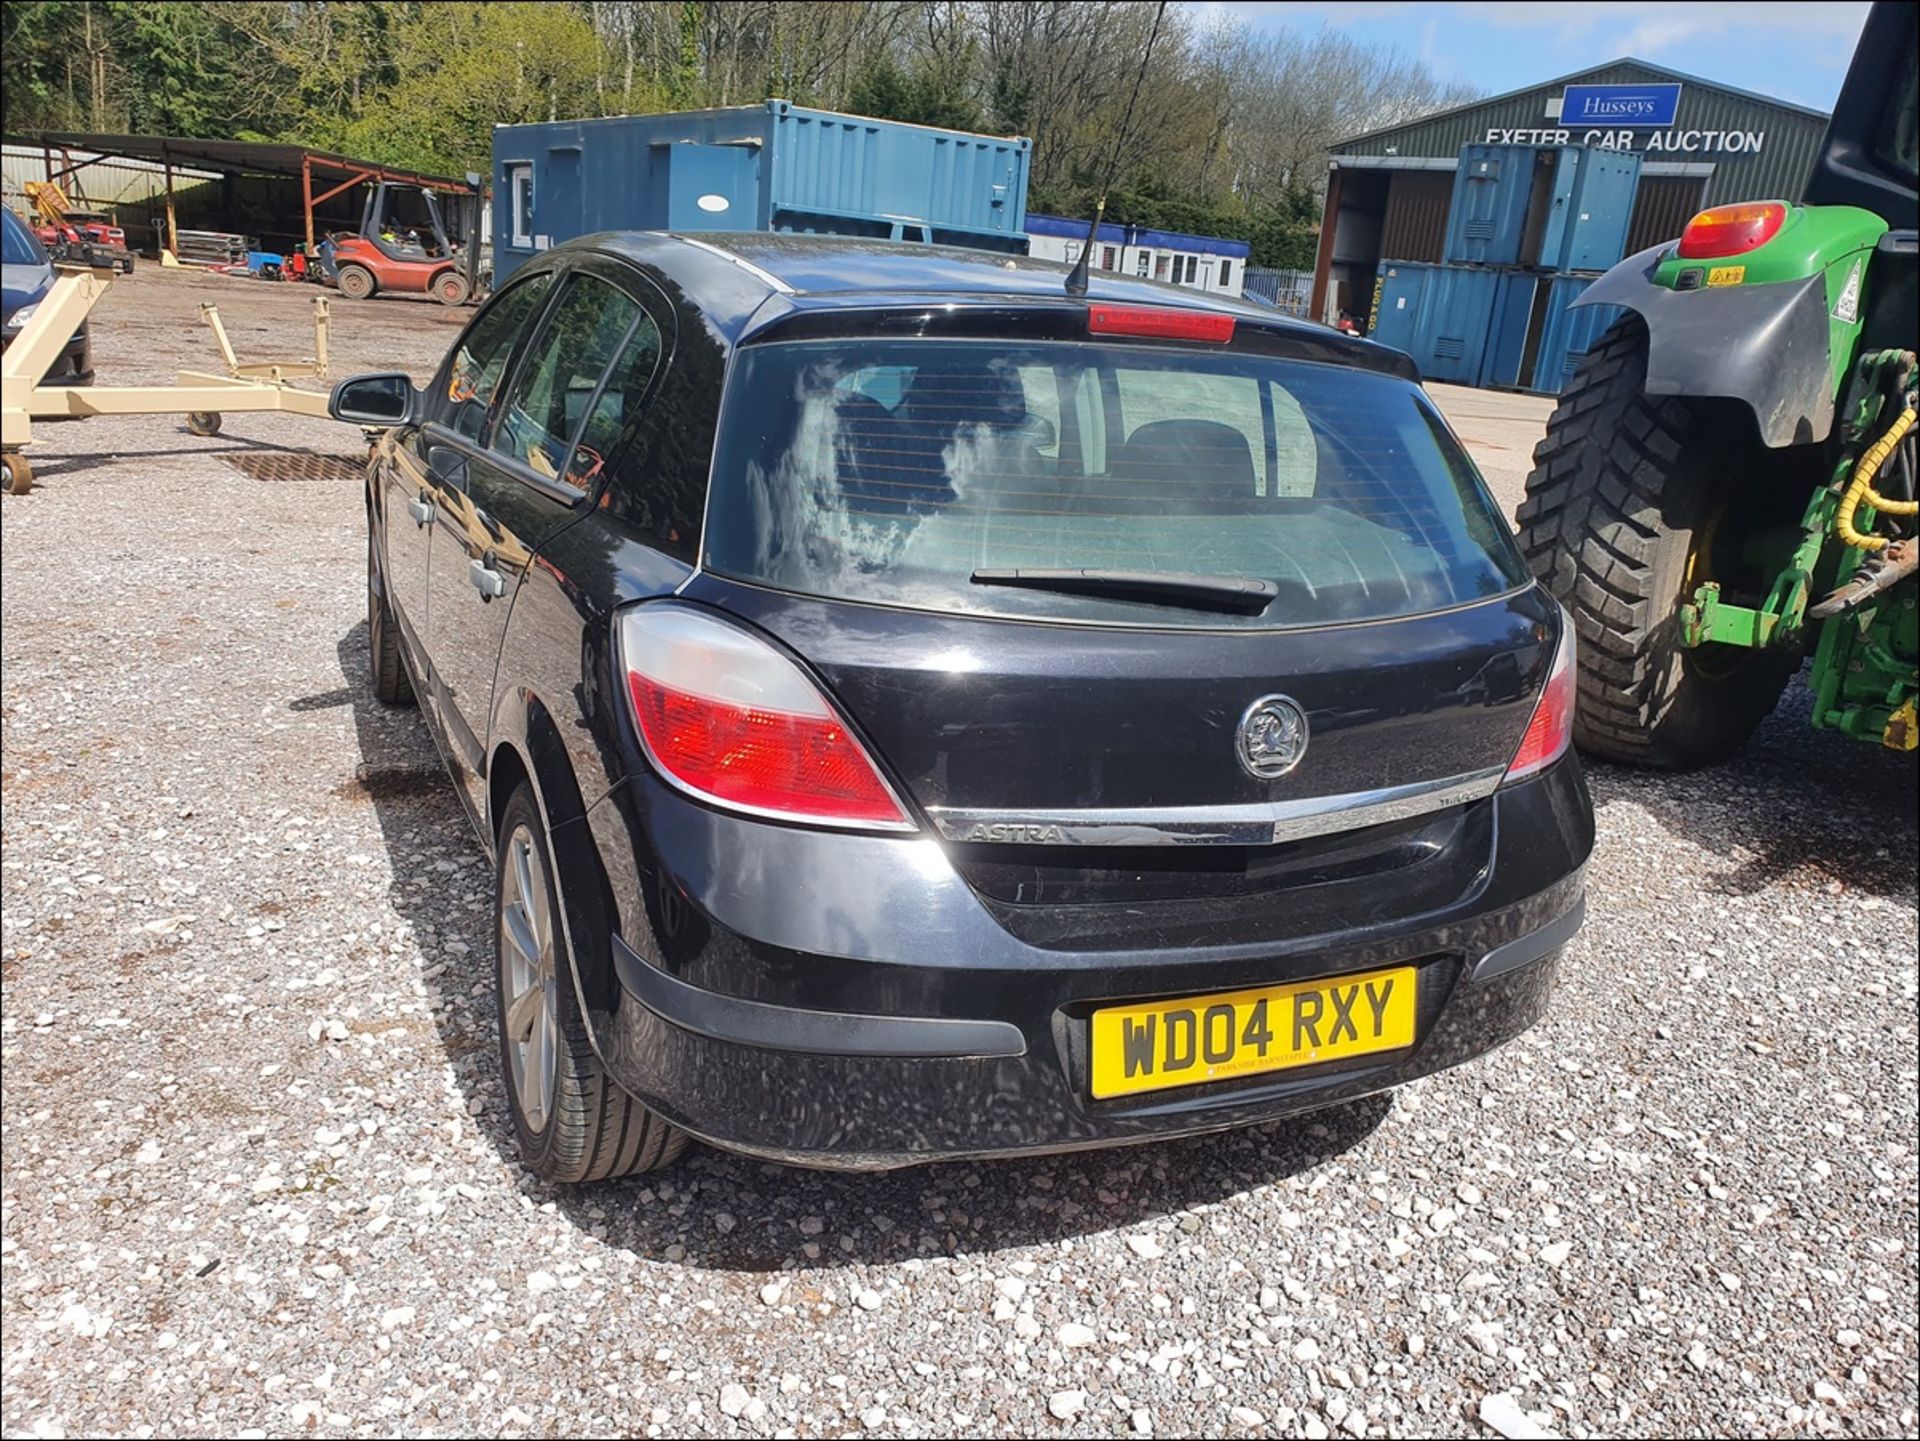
[1088,304,1235,342]
[1504,616,1577,784]
[617,605,914,831]
[1676,202,1788,259]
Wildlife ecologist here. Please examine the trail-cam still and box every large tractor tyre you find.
[336,264,377,301]
[433,270,471,306]
[1517,314,1798,769]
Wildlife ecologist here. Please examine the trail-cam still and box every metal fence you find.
[1240,266,1314,315]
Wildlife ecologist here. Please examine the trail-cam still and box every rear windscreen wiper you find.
[969,567,1278,615]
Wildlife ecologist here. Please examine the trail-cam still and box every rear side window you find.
[2,209,47,266]
[439,275,551,441]
[492,274,649,491]
[1877,47,1918,182]
[704,339,1528,630]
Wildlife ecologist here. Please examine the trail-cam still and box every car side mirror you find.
[329,372,420,427]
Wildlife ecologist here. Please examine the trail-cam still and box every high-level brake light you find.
[1087,304,1236,342]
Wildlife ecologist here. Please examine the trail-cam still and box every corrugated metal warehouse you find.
[1311,58,1831,324]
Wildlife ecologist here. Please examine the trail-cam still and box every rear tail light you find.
[1676,202,1788,259]
[1088,304,1235,342]
[1504,615,1577,784]
[616,604,914,831]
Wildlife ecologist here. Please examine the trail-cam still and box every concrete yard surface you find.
[2,268,1916,1440]
[1426,383,1557,521]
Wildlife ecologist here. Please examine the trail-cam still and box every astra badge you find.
[1236,694,1310,779]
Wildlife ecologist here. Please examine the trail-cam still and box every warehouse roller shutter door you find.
[1626,173,1709,257]
[1379,170,1452,264]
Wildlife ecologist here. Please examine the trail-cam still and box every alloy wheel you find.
[498,824,560,1133]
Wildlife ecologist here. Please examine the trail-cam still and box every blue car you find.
[2,207,93,385]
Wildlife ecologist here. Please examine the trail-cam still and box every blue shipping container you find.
[1367,260,1431,355]
[1544,147,1641,272]
[1531,276,1627,394]
[1443,144,1641,272]
[1444,146,1545,266]
[492,100,1031,281]
[1479,271,1543,388]
[1366,262,1502,386]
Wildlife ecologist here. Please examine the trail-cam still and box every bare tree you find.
[1211,22,1479,204]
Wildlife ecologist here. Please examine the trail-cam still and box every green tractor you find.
[1518,1,1918,766]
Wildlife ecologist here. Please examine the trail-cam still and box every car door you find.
[383,273,553,684]
[424,260,663,819]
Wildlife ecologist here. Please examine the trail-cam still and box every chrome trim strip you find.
[928,766,1506,847]
[673,234,796,293]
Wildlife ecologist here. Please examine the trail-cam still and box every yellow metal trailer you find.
[1,262,333,494]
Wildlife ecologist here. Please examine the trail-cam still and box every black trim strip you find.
[610,933,1027,1059]
[1471,894,1585,984]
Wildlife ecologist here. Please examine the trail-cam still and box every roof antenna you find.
[1064,0,1168,299]
[1063,198,1105,297]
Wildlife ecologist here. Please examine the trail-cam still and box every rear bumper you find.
[604,891,1577,1168]
[582,757,1593,1169]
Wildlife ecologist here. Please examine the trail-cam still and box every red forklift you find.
[314,176,484,305]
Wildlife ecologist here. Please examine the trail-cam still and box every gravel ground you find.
[2,269,1917,1440]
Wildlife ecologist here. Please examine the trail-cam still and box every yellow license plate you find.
[1089,966,1417,1100]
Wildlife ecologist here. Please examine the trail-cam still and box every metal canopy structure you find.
[15,132,475,251]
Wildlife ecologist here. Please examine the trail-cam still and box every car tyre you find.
[337,264,377,301]
[367,536,414,707]
[494,782,689,1183]
[1516,315,1796,768]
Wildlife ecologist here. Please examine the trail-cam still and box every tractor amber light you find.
[1504,617,1577,784]
[1676,202,1788,259]
[617,605,914,831]
[1088,304,1235,342]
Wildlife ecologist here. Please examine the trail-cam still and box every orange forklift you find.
[314,176,483,305]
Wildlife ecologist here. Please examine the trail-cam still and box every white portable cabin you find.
[1024,215,1250,299]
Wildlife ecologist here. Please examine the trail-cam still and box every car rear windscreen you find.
[703,339,1528,629]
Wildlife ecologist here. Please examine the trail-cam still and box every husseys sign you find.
[1485,81,1768,156]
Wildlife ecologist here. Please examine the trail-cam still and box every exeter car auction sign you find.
[1482,81,1768,156]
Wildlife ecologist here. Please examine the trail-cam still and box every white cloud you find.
[1611,16,1711,57]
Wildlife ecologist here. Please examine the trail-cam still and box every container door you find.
[1530,278,1628,394]
[1480,273,1541,388]
[542,147,582,250]
[1369,263,1427,355]
[1526,149,1580,270]
[1412,267,1498,386]
[664,144,759,230]
[1444,145,1533,266]
[1562,150,1642,272]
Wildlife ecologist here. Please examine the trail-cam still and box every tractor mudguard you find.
[1574,242,1835,449]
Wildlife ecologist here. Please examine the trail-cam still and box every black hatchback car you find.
[330,233,1594,1181]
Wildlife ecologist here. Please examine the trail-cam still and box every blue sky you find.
[1190,1,1871,111]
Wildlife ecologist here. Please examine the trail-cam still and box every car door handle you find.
[407,495,434,527]
[469,557,507,600]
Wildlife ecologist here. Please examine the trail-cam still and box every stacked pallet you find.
[173,229,252,266]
